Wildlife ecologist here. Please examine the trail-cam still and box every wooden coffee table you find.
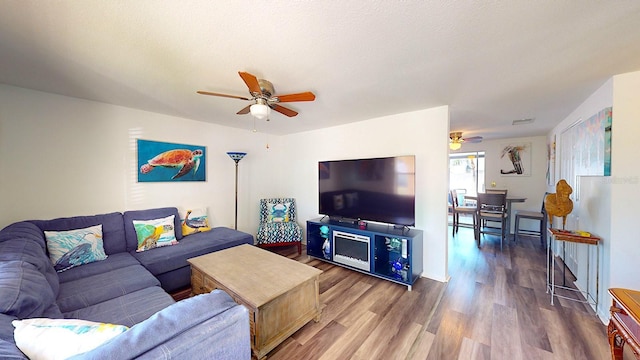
[188,244,322,360]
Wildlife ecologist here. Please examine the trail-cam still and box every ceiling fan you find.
[449,131,483,150]
[197,71,316,120]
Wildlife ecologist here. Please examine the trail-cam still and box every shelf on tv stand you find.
[306,217,423,290]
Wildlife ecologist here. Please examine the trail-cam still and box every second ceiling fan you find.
[197,71,315,119]
[450,131,483,150]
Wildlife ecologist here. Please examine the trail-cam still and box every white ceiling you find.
[1,1,640,139]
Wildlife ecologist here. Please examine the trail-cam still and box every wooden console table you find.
[609,288,640,360]
[546,228,600,307]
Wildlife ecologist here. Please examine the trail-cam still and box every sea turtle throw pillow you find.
[133,215,178,252]
[44,224,107,272]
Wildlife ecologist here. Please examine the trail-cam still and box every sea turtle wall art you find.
[137,139,206,182]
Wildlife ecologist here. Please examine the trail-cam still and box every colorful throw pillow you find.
[13,318,128,360]
[133,215,178,252]
[181,208,211,236]
[267,202,290,222]
[44,225,107,272]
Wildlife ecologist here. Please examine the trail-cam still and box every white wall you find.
[450,135,549,232]
[281,107,451,282]
[0,85,450,282]
[0,84,276,233]
[610,71,640,291]
[548,78,613,320]
[547,72,640,321]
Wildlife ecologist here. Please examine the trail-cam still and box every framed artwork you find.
[137,139,206,182]
[562,106,612,181]
[603,108,612,176]
[500,142,531,176]
[547,136,556,186]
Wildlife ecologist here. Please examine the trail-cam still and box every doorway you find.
[449,152,485,228]
[449,151,485,196]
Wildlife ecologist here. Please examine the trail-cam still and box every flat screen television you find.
[318,155,416,226]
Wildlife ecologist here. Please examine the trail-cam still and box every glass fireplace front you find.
[332,230,370,272]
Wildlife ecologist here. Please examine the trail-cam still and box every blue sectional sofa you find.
[0,207,254,359]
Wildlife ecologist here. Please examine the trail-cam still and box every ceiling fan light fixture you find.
[250,101,270,120]
[449,131,463,150]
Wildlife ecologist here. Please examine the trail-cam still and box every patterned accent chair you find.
[256,198,303,254]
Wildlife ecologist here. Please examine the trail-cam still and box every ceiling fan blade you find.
[463,136,483,143]
[276,91,316,103]
[236,105,251,115]
[272,104,298,117]
[238,72,262,95]
[197,91,250,101]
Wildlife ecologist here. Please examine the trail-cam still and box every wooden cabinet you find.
[307,218,423,290]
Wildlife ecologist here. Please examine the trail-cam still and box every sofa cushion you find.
[63,286,175,327]
[132,227,253,277]
[30,212,126,255]
[57,264,161,313]
[45,224,108,272]
[68,290,250,360]
[57,252,140,284]
[13,318,128,360]
[154,266,191,293]
[0,221,47,251]
[132,215,178,252]
[0,238,60,297]
[0,314,18,344]
[0,338,25,360]
[123,208,183,253]
[0,261,62,319]
[0,314,27,360]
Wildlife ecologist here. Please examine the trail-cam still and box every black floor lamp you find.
[227,152,247,230]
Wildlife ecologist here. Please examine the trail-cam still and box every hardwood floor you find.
[266,227,610,359]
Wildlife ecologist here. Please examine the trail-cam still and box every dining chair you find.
[450,190,476,237]
[448,191,454,217]
[482,189,507,228]
[514,192,548,247]
[452,188,467,205]
[476,192,508,250]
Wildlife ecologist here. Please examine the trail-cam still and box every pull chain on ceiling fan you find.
[197,71,316,120]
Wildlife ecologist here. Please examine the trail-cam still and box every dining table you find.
[464,193,527,235]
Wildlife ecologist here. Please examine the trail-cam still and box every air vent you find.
[512,118,534,125]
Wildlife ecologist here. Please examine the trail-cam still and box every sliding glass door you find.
[449,152,485,196]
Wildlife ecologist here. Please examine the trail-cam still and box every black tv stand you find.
[306,217,423,290]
